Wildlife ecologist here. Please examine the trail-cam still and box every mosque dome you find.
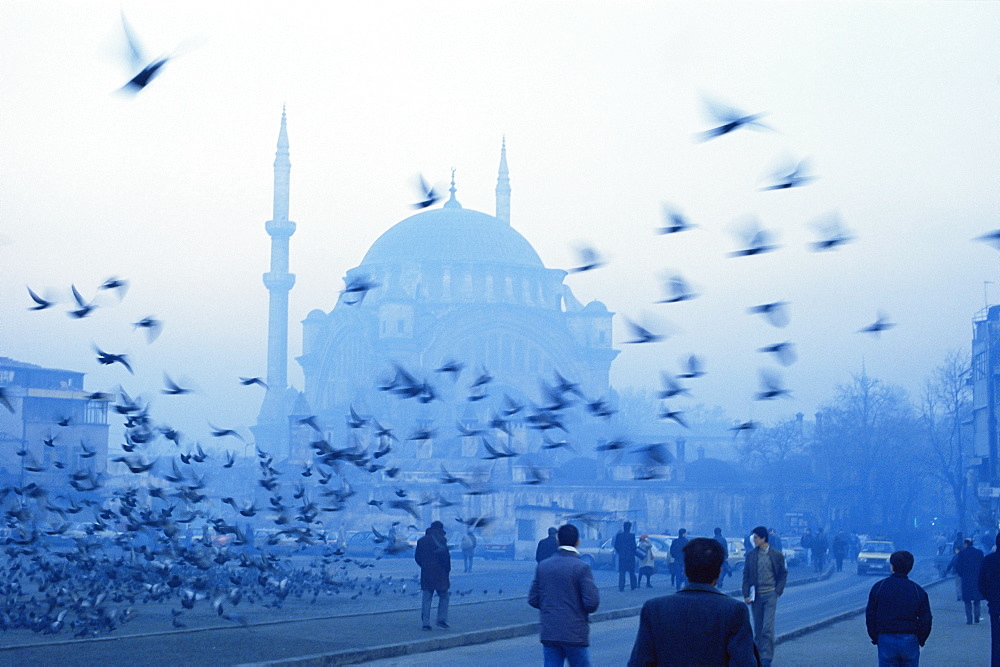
[360,204,544,270]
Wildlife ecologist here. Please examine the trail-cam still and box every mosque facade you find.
[249,115,819,554]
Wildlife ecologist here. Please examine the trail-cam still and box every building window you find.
[517,518,535,541]
[397,319,406,334]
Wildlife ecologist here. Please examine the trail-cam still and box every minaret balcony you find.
[266,219,296,238]
[263,272,296,291]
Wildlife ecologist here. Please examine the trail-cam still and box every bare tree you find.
[737,416,807,471]
[919,349,972,532]
[813,371,925,533]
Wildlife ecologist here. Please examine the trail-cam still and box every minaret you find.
[263,108,296,393]
[252,109,297,458]
[495,136,510,225]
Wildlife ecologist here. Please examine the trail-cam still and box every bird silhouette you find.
[657,273,697,303]
[757,342,797,366]
[26,286,55,311]
[131,316,163,344]
[657,204,695,235]
[729,219,780,257]
[810,212,855,251]
[99,276,129,300]
[858,312,896,336]
[755,369,791,400]
[697,96,770,141]
[625,318,665,344]
[759,158,815,190]
[568,245,607,273]
[239,376,268,389]
[676,354,706,379]
[413,175,440,209]
[69,285,97,319]
[748,301,790,328]
[341,274,379,305]
[94,345,133,374]
[162,374,192,395]
[120,12,172,93]
[974,230,1000,250]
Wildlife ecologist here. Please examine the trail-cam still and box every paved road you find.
[364,562,942,666]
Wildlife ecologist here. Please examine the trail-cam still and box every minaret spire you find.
[495,136,510,225]
[263,108,296,394]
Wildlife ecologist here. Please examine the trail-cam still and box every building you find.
[0,357,111,487]
[972,305,1000,508]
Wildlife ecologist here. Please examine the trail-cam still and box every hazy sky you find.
[2,1,998,446]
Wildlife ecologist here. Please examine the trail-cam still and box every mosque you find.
[251,112,617,468]
[247,113,790,553]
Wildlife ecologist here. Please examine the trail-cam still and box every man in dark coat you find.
[866,550,932,664]
[669,528,690,591]
[742,526,787,667]
[529,523,600,666]
[536,526,559,563]
[953,538,985,624]
[831,531,849,572]
[614,521,638,591]
[811,528,828,572]
[629,537,759,666]
[414,520,451,630]
[713,527,731,589]
[978,533,1000,666]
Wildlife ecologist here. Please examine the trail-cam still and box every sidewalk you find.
[777,578,991,665]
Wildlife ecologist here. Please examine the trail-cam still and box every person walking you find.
[614,521,638,591]
[742,526,787,667]
[811,528,828,573]
[528,523,600,667]
[536,527,559,563]
[637,534,656,588]
[767,528,782,553]
[978,533,1000,666]
[832,530,849,572]
[954,538,985,624]
[460,528,477,573]
[714,527,732,590]
[801,528,814,568]
[670,528,690,591]
[628,537,759,666]
[954,531,966,602]
[414,520,451,630]
[866,550,932,665]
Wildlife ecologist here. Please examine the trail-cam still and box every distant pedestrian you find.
[536,527,559,563]
[528,523,600,667]
[614,521,638,591]
[714,527,732,589]
[628,537,759,666]
[460,529,477,573]
[977,533,1000,666]
[954,531,966,602]
[670,529,690,591]
[954,538,984,624]
[414,520,451,630]
[801,528,814,567]
[866,550,932,665]
[742,526,787,667]
[832,531,849,572]
[767,528,782,553]
[637,534,656,588]
[811,528,828,573]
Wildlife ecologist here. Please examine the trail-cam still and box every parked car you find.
[857,539,895,575]
[578,534,674,570]
[480,537,515,560]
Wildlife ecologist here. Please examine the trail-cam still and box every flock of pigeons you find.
[5,22,1000,642]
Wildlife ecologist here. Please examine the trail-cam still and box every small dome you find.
[361,206,544,269]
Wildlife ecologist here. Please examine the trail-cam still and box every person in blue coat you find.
[529,523,600,667]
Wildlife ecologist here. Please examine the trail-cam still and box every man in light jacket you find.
[529,523,600,666]
[742,526,787,667]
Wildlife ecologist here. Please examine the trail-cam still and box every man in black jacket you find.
[614,521,638,591]
[629,537,758,666]
[866,550,932,664]
[978,533,1000,666]
[536,527,559,563]
[669,528,690,591]
[415,520,451,630]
